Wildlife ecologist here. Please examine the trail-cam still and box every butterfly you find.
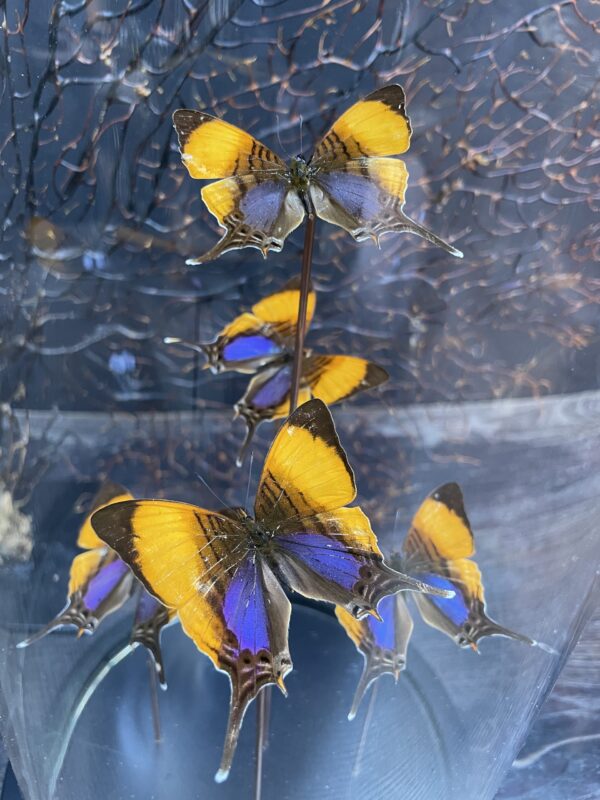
[336,482,547,718]
[172,84,463,264]
[89,399,452,782]
[18,481,174,688]
[165,276,315,375]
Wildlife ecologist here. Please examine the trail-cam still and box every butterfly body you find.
[287,155,313,198]
[173,85,463,263]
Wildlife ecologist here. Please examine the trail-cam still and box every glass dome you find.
[1,1,598,799]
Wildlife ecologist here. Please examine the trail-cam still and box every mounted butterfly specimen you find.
[172,84,463,263]
[337,482,548,718]
[165,276,315,374]
[18,481,173,688]
[90,399,452,782]
[165,277,389,465]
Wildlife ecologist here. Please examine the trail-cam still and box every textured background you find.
[0,1,599,798]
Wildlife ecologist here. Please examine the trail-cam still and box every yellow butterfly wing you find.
[173,110,304,263]
[173,109,286,179]
[311,85,411,164]
[77,481,134,550]
[251,276,316,340]
[256,400,451,618]
[405,484,534,649]
[404,483,475,563]
[254,398,356,524]
[304,354,388,406]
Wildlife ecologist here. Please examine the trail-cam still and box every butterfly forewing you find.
[173,109,286,179]
[254,398,356,525]
[304,354,389,405]
[310,85,412,166]
[250,275,316,342]
[77,481,134,549]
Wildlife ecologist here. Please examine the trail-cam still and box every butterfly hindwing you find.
[90,499,292,782]
[233,353,387,466]
[18,482,135,648]
[404,483,533,649]
[234,364,311,466]
[192,173,305,263]
[310,157,462,256]
[336,593,414,719]
[18,549,133,647]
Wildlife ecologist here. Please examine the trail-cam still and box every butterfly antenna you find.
[195,472,229,510]
[236,418,259,469]
[275,114,292,162]
[299,114,304,158]
[244,450,255,513]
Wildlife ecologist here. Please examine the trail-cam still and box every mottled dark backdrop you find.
[1,0,598,418]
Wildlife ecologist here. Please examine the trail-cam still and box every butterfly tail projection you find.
[16,599,94,648]
[383,212,464,259]
[163,337,217,370]
[130,590,174,689]
[348,656,402,722]
[465,609,536,651]
[234,409,259,468]
[216,678,285,784]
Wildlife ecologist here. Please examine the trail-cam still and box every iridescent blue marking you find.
[83,558,129,611]
[317,173,382,220]
[239,181,285,229]
[368,594,396,648]
[420,573,469,626]
[251,366,292,409]
[223,557,269,652]
[277,533,359,590]
[222,335,282,363]
[135,588,162,624]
